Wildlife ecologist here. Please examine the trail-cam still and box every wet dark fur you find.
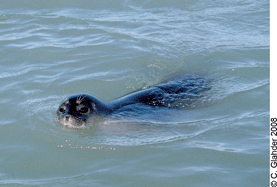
[57,75,211,127]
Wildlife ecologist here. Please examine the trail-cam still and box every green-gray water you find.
[0,0,269,186]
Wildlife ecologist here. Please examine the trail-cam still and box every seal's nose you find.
[65,115,71,121]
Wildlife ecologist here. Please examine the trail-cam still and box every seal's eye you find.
[58,105,66,114]
[77,106,90,115]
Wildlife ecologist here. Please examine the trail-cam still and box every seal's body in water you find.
[56,75,211,128]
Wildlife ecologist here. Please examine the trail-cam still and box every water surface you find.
[0,0,269,186]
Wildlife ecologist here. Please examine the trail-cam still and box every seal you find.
[56,75,211,128]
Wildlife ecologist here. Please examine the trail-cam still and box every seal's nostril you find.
[65,115,70,121]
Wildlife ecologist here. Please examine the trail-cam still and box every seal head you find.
[56,94,108,128]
